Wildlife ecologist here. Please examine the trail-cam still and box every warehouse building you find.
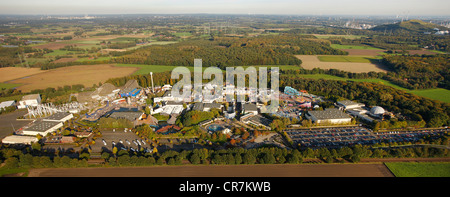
[2,135,38,145]
[306,108,352,124]
[17,94,41,109]
[22,120,63,136]
[43,112,74,122]
[337,100,365,110]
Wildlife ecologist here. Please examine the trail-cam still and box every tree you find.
[3,157,19,169]
[190,154,200,165]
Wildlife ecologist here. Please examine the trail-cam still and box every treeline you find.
[281,77,450,128]
[111,34,346,69]
[382,54,450,90]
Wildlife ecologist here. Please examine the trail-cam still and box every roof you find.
[2,135,38,145]
[337,100,360,106]
[109,111,143,121]
[308,108,351,120]
[43,112,72,121]
[93,83,117,96]
[21,94,40,101]
[243,103,258,111]
[192,102,204,111]
[0,100,15,108]
[24,121,62,132]
[204,103,222,109]
[370,106,385,115]
[119,80,141,95]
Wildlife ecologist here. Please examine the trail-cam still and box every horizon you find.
[1,0,449,17]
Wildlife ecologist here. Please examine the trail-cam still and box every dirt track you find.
[28,164,394,177]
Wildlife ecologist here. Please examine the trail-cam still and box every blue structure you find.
[120,88,141,97]
[284,86,300,96]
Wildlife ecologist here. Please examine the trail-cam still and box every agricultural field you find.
[7,64,137,92]
[385,162,450,177]
[295,55,389,73]
[0,67,47,82]
[317,55,381,63]
[312,34,365,39]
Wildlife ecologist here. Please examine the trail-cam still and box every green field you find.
[408,88,450,103]
[318,55,380,63]
[330,44,382,50]
[0,83,22,90]
[385,162,450,177]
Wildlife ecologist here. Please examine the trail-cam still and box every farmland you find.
[7,64,137,92]
[385,162,450,177]
[295,55,389,73]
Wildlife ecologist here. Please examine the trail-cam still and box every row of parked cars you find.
[286,127,448,148]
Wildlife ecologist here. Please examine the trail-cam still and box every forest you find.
[111,34,346,69]
[381,54,450,90]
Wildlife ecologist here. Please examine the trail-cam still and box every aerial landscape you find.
[0,0,449,190]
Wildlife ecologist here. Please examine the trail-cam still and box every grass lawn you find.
[330,44,382,50]
[317,55,380,63]
[0,83,22,90]
[385,162,450,177]
[408,88,450,103]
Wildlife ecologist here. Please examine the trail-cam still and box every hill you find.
[371,19,449,34]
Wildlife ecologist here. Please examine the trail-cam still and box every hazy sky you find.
[0,0,449,16]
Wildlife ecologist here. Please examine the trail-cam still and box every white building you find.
[18,94,41,109]
[2,135,38,145]
[336,100,365,110]
[0,100,16,110]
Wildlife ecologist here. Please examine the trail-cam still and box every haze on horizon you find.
[0,0,449,16]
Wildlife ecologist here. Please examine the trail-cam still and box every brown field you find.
[8,64,138,92]
[28,164,393,177]
[0,67,47,82]
[295,55,389,73]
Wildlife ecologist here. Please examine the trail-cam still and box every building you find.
[0,100,16,110]
[18,94,41,109]
[369,106,385,118]
[109,111,144,122]
[241,114,272,130]
[306,108,352,124]
[22,120,63,136]
[203,103,222,112]
[242,103,258,115]
[43,112,74,122]
[337,100,365,110]
[1,135,39,145]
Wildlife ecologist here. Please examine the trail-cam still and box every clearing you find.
[295,55,389,73]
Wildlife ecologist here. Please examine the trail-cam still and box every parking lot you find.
[285,127,449,148]
[92,129,153,154]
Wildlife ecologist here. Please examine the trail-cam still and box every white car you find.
[141,140,146,145]
[112,141,116,146]
[102,139,107,146]
[126,139,131,145]
[119,139,123,144]
[137,140,142,146]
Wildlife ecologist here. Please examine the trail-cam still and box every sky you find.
[0,0,449,16]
